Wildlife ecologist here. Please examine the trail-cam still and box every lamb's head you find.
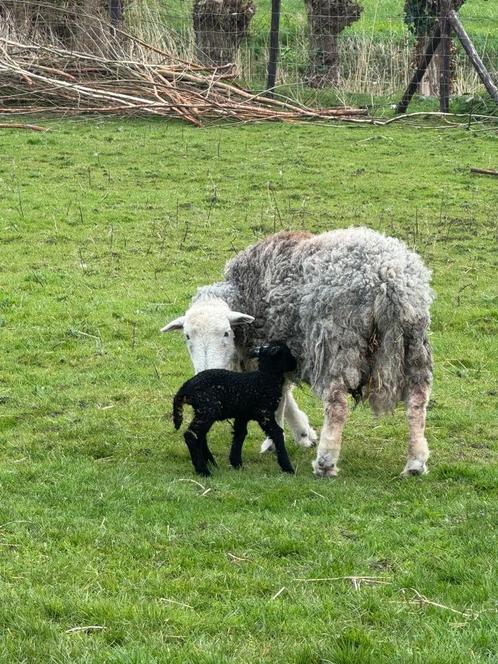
[250,341,297,375]
[161,298,254,373]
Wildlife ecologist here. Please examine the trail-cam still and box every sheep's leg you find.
[402,384,430,476]
[312,385,348,478]
[229,418,248,469]
[184,417,214,477]
[259,415,294,474]
[260,391,286,454]
[284,387,317,448]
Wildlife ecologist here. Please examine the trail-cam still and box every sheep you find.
[162,227,434,478]
[172,341,297,476]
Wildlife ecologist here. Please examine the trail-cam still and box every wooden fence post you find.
[449,9,498,104]
[397,23,442,113]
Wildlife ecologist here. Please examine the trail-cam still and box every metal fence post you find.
[439,0,452,113]
[266,0,281,97]
[109,0,122,28]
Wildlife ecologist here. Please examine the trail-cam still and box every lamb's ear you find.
[160,316,186,333]
[228,311,255,327]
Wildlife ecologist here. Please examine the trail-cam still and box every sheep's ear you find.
[228,311,255,327]
[160,316,185,333]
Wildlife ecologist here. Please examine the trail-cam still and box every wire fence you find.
[130,1,498,99]
[1,0,497,111]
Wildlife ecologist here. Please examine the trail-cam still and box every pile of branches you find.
[0,17,367,126]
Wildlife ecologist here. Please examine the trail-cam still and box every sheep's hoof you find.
[401,459,428,477]
[282,466,295,474]
[312,456,338,478]
[260,438,276,454]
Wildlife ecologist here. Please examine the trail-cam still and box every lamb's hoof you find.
[260,438,276,454]
[282,466,295,474]
[312,454,338,478]
[296,427,317,449]
[230,461,243,470]
[196,468,211,477]
[401,459,428,477]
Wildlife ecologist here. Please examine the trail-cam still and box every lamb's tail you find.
[173,388,187,430]
[369,277,432,415]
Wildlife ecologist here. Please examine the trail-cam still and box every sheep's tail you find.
[369,280,432,415]
[173,388,186,430]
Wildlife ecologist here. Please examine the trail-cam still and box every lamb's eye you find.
[185,334,190,340]
[224,331,230,338]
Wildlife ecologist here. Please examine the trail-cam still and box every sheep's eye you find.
[185,334,190,340]
[224,331,230,338]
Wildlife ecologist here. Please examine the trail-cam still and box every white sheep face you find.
[161,300,254,374]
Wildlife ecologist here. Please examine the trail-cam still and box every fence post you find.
[266,0,281,97]
[109,0,122,28]
[439,0,452,113]
[397,23,442,113]
[449,9,498,104]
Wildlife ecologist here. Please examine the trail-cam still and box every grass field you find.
[0,117,497,663]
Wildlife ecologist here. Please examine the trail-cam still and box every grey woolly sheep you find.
[163,228,434,478]
[172,341,297,476]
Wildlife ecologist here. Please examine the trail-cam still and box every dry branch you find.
[470,167,498,177]
[0,122,48,130]
[401,588,479,619]
[65,625,106,634]
[294,576,390,585]
[0,10,367,126]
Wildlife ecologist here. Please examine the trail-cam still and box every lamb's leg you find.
[229,418,248,469]
[402,384,430,476]
[259,414,294,474]
[312,385,348,478]
[202,437,217,467]
[184,417,213,477]
[260,390,286,454]
[284,387,317,448]
[260,384,316,453]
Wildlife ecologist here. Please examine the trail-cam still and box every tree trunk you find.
[192,0,256,67]
[306,8,340,86]
[406,0,466,97]
[304,0,363,88]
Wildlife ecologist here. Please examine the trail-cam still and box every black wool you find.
[172,341,297,476]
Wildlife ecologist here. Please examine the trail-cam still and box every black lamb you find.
[172,341,297,476]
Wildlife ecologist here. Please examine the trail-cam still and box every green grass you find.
[0,117,497,663]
